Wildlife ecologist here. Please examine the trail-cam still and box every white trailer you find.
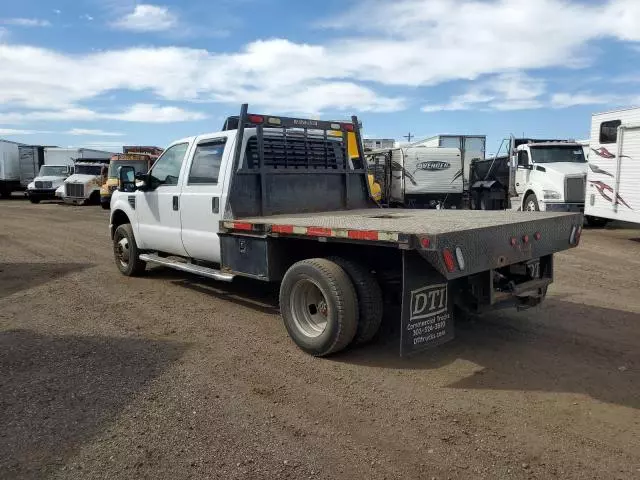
[0,139,21,197]
[417,135,486,190]
[387,147,463,208]
[585,107,640,225]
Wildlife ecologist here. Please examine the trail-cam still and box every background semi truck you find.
[585,107,640,225]
[109,105,582,358]
[469,137,597,220]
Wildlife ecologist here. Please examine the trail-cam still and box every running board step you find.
[139,254,234,282]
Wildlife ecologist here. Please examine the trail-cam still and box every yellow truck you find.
[331,130,382,202]
[100,153,156,209]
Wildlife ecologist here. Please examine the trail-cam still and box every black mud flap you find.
[400,251,455,356]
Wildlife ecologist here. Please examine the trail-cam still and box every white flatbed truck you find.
[110,105,583,357]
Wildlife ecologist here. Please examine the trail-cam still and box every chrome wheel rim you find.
[290,279,329,338]
[116,236,130,267]
[526,200,537,211]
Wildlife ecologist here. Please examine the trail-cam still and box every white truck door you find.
[135,142,190,256]
[179,136,230,263]
[515,149,531,200]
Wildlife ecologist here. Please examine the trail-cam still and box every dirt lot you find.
[1,200,639,480]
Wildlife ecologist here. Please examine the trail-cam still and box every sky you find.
[1,0,639,155]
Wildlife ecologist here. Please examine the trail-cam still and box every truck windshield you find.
[75,165,103,175]
[530,146,586,164]
[108,161,148,179]
[39,165,68,176]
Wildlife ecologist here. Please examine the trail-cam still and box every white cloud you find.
[550,92,630,108]
[81,14,94,22]
[0,128,50,135]
[422,73,545,112]
[66,128,123,136]
[112,4,177,32]
[0,0,640,121]
[53,9,61,15]
[0,104,207,124]
[1,18,51,27]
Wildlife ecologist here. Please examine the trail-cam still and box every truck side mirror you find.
[119,166,137,192]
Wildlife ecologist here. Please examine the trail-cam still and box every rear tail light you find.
[342,123,354,132]
[442,249,456,272]
[248,114,264,124]
[534,232,541,241]
[420,237,431,248]
[522,234,529,244]
[510,237,517,247]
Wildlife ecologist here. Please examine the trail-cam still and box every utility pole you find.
[403,132,414,143]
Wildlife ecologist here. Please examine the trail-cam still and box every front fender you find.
[109,192,140,242]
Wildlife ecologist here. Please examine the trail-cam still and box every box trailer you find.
[44,147,114,166]
[585,107,640,225]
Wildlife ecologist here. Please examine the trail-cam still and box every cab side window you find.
[149,143,188,187]
[188,138,227,184]
[517,150,530,167]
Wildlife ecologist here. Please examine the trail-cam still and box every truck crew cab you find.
[110,105,582,357]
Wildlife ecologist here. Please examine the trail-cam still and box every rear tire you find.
[113,224,146,276]
[279,258,358,356]
[328,257,383,346]
[524,193,539,211]
[29,197,41,204]
[101,200,110,210]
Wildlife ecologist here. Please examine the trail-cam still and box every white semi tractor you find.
[468,137,605,224]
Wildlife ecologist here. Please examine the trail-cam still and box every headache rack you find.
[223,104,374,218]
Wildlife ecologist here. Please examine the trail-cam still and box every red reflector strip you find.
[306,227,333,237]
[347,230,379,241]
[271,224,294,234]
[233,222,253,231]
[442,249,456,272]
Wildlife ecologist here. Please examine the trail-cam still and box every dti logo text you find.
[410,284,448,321]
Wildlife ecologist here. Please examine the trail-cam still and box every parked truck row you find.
[0,143,163,205]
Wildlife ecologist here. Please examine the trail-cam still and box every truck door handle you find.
[516,183,520,186]
[212,196,220,214]
[172,196,179,211]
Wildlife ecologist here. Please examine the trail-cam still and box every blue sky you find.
[1,0,639,154]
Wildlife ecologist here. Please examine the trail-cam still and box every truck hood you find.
[33,175,68,182]
[65,173,100,185]
[538,162,587,176]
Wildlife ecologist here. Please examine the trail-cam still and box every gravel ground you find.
[1,199,639,480]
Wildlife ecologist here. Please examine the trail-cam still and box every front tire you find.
[101,200,110,210]
[279,258,358,356]
[29,197,41,204]
[524,193,540,211]
[113,224,146,276]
